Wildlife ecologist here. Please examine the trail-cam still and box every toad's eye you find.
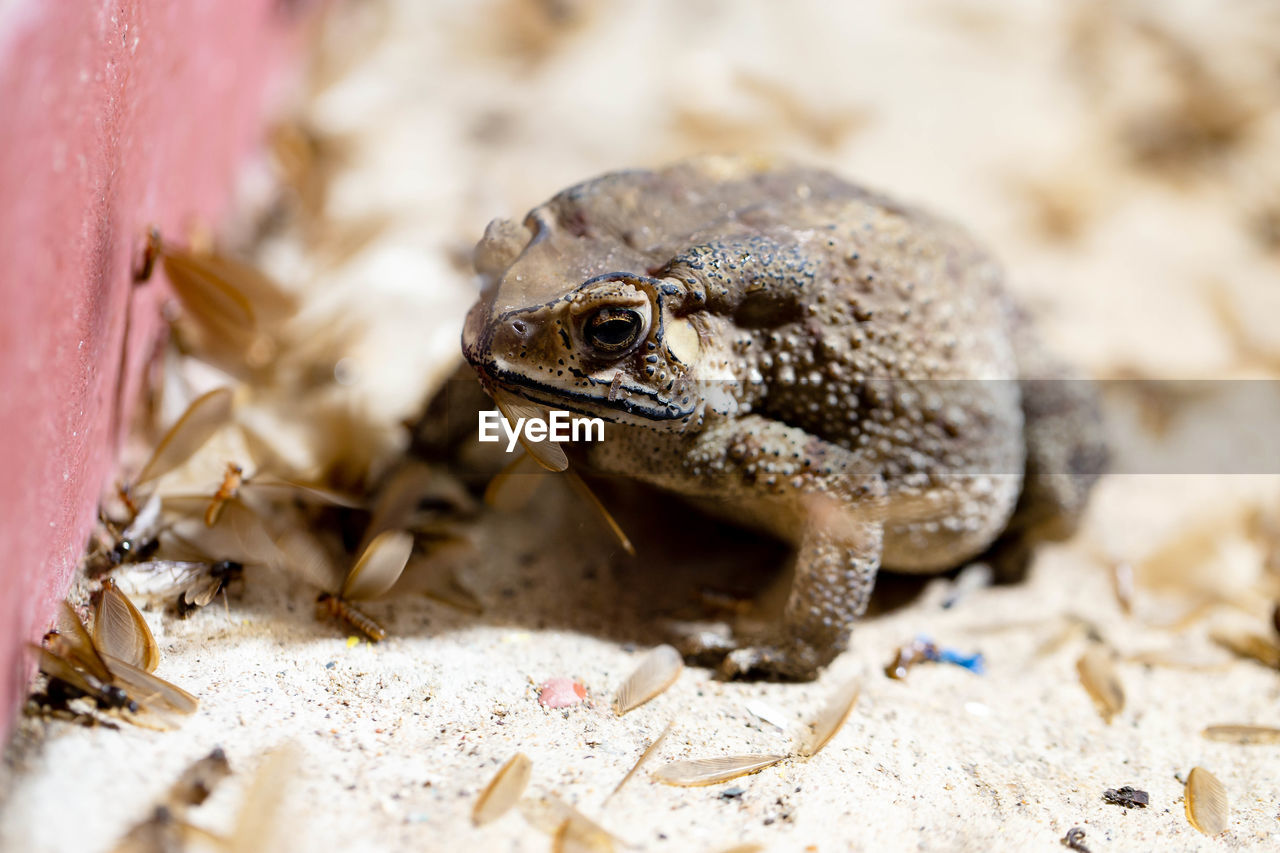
[584,307,643,353]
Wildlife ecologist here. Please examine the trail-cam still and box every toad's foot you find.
[718,637,827,681]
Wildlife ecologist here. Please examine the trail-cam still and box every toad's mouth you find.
[466,357,698,424]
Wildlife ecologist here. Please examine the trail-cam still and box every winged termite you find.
[86,494,166,575]
[471,752,532,826]
[132,387,235,489]
[1201,724,1280,744]
[162,242,298,331]
[200,461,362,528]
[653,754,787,787]
[113,559,244,614]
[94,579,160,672]
[205,463,245,526]
[317,529,414,641]
[493,391,569,472]
[606,720,673,801]
[613,645,683,715]
[1076,644,1125,723]
[797,679,860,757]
[1184,766,1229,836]
[41,600,197,719]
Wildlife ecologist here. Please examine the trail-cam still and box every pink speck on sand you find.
[537,677,587,709]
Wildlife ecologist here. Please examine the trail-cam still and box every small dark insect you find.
[1103,786,1149,808]
[1061,826,1091,852]
[86,495,165,575]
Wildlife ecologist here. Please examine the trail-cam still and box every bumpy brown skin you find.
[462,155,1103,680]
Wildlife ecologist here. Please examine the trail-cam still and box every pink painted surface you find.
[0,0,307,734]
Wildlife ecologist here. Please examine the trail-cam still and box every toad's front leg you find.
[624,415,886,681]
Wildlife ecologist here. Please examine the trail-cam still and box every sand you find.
[4,1,1280,850]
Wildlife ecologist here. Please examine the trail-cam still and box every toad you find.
[461,155,1104,680]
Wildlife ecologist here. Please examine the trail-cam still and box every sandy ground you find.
[4,0,1280,850]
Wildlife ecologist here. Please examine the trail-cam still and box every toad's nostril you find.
[511,319,529,336]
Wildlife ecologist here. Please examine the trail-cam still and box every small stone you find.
[537,677,587,709]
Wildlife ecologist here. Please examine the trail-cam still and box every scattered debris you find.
[1061,826,1090,852]
[942,562,993,609]
[538,678,587,709]
[885,637,985,679]
[1103,786,1149,808]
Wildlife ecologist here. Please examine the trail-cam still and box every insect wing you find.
[113,561,212,601]
[799,679,861,757]
[484,451,550,511]
[101,652,198,715]
[32,644,116,704]
[613,645,682,714]
[493,392,569,472]
[95,580,160,672]
[134,387,235,486]
[184,574,227,608]
[653,754,786,786]
[472,753,532,826]
[53,601,114,683]
[228,745,300,853]
[342,529,413,601]
[565,471,635,556]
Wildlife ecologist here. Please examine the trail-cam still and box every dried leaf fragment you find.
[471,752,532,826]
[1076,644,1124,723]
[1201,724,1280,745]
[613,645,682,714]
[1184,766,1229,836]
[798,679,860,757]
[653,754,785,787]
